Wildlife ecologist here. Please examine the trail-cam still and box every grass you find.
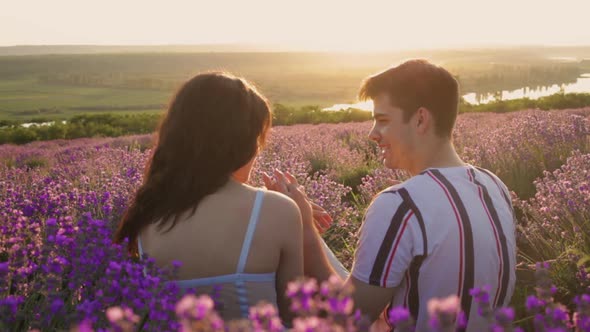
[0,78,170,120]
[0,78,349,121]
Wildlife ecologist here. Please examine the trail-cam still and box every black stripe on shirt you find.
[470,168,511,306]
[385,255,426,331]
[475,166,512,211]
[399,188,427,255]
[430,169,474,330]
[398,188,428,322]
[407,255,426,320]
[369,193,411,286]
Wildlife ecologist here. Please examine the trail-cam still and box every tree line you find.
[34,62,583,98]
[1,92,590,145]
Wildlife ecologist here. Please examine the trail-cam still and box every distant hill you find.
[0,44,297,56]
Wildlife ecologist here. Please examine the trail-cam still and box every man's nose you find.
[368,127,379,142]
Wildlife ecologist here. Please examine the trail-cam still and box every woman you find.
[114,72,303,322]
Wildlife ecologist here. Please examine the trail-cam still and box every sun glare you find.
[1,0,589,48]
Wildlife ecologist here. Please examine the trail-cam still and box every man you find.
[266,59,516,331]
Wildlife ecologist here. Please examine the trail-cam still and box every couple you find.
[114,59,516,331]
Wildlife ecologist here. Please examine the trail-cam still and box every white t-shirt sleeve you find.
[351,191,416,288]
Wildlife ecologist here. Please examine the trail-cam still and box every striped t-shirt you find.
[351,165,516,332]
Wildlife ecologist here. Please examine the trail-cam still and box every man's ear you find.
[415,107,430,134]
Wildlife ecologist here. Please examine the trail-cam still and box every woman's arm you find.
[272,194,305,325]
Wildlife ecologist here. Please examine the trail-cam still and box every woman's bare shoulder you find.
[259,189,302,221]
[257,190,303,246]
[264,190,299,213]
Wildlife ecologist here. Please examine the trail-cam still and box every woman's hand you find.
[263,170,333,234]
[263,170,312,226]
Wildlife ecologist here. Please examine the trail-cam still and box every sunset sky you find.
[2,0,589,51]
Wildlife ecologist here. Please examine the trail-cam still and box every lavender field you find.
[1,108,590,331]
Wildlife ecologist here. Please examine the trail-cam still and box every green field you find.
[0,79,168,118]
[1,46,589,121]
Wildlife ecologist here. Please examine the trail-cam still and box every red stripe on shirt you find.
[428,171,464,298]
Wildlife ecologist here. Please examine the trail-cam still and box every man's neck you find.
[410,141,465,176]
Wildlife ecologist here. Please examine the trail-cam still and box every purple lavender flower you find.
[249,302,284,332]
[526,295,545,312]
[470,286,492,318]
[286,278,319,315]
[2,109,590,331]
[427,295,462,332]
[106,306,140,332]
[175,294,224,332]
[71,319,94,332]
[388,306,415,332]
[292,316,329,332]
[319,275,354,316]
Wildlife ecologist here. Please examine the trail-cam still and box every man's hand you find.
[310,200,333,234]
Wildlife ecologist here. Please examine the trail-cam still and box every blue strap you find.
[235,280,250,317]
[236,190,264,273]
[137,236,147,277]
[170,272,276,288]
[137,236,144,258]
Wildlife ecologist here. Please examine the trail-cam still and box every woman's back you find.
[114,72,304,323]
[139,180,303,320]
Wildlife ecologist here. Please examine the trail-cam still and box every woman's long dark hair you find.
[114,72,271,254]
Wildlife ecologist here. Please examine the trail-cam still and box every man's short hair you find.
[359,59,459,138]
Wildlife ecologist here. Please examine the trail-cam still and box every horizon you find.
[2,43,590,55]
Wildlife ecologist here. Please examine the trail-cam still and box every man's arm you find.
[267,171,411,322]
[302,212,396,322]
[348,276,396,322]
[298,200,396,322]
[301,218,338,282]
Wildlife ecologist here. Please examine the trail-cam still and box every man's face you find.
[368,94,416,170]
